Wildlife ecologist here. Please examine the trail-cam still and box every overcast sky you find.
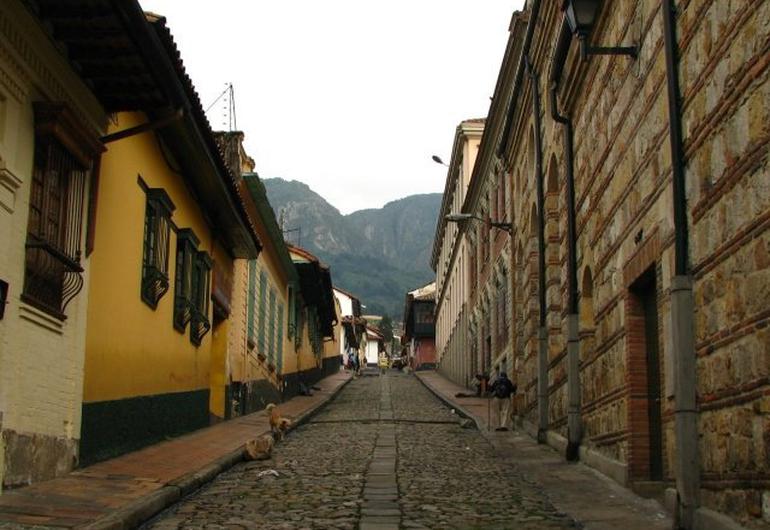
[139,1,523,214]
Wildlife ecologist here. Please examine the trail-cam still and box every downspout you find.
[663,1,698,527]
[526,57,549,444]
[549,20,582,461]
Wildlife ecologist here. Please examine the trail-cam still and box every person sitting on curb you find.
[488,371,517,431]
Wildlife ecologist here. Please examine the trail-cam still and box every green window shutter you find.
[268,288,276,365]
[258,270,267,354]
[276,302,284,373]
[287,285,295,338]
[247,260,256,344]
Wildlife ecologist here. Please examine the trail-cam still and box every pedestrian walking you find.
[488,370,516,431]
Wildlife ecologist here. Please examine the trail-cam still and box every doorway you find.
[627,266,663,481]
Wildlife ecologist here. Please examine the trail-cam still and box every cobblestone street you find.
[145,372,576,530]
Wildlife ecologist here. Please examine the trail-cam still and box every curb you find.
[84,373,352,530]
[413,372,486,432]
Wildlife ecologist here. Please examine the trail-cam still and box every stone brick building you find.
[435,1,769,528]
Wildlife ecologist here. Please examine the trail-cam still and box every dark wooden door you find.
[636,269,663,480]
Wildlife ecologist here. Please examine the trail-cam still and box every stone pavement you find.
[415,370,673,530]
[145,372,579,529]
[0,371,351,529]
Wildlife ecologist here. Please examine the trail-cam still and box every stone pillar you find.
[671,275,699,529]
[537,326,548,443]
[566,313,581,460]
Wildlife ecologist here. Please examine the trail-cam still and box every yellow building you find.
[224,170,300,416]
[0,0,109,489]
[213,132,342,413]
[287,245,341,392]
[79,15,260,465]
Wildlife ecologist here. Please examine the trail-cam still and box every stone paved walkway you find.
[145,372,577,529]
[416,370,673,530]
[0,371,351,529]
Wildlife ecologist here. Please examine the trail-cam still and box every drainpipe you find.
[663,1,698,527]
[526,57,549,444]
[549,20,582,461]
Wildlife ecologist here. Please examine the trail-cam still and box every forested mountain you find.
[263,178,441,319]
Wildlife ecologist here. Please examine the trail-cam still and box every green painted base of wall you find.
[229,380,283,417]
[282,356,341,399]
[79,389,209,467]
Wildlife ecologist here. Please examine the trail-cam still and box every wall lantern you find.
[445,213,513,235]
[562,0,637,61]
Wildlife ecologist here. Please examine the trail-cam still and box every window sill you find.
[19,299,65,334]
[20,293,66,321]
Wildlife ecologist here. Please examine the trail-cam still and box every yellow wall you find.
[228,253,291,391]
[84,112,217,403]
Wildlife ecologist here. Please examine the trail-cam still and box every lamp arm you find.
[578,34,637,61]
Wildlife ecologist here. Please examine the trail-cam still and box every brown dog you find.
[244,434,274,460]
[266,403,292,440]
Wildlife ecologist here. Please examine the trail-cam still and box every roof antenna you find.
[205,82,236,131]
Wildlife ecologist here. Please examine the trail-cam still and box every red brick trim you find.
[623,232,661,480]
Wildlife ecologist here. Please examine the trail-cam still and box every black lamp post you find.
[562,0,637,61]
[445,213,512,235]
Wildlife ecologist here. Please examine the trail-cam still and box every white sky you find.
[139,1,523,214]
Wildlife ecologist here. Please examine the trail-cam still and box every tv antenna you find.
[205,82,237,131]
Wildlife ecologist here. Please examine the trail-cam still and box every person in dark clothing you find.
[488,371,516,431]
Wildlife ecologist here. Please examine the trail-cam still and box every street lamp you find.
[562,0,637,61]
[432,155,449,167]
[445,213,512,235]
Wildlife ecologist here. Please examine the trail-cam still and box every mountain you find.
[262,178,440,320]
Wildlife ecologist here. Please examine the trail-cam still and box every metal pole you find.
[487,393,491,431]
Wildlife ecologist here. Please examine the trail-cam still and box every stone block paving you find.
[0,371,352,530]
[145,372,577,529]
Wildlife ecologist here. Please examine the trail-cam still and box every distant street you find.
[145,373,575,530]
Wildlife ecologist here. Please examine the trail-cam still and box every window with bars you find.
[141,188,175,309]
[268,287,276,368]
[276,302,284,373]
[287,284,296,338]
[247,260,256,348]
[257,270,267,354]
[173,228,199,332]
[23,103,102,319]
[189,251,212,346]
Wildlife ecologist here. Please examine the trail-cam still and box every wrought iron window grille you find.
[22,103,103,319]
[173,228,200,332]
[141,188,175,309]
[189,251,212,346]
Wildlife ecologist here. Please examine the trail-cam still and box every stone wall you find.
[490,0,769,527]
[684,0,770,523]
